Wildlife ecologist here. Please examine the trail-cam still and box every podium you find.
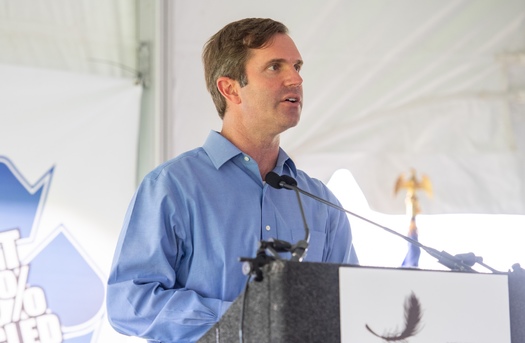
[199,261,525,343]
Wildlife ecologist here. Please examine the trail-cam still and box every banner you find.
[0,64,141,342]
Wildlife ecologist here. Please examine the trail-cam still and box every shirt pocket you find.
[292,230,326,262]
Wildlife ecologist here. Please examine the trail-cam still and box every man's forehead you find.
[247,34,303,63]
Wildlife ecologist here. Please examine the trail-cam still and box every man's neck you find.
[220,126,280,181]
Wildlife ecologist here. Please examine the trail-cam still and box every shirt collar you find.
[203,131,241,169]
[202,130,297,176]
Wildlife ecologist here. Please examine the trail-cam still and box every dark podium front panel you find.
[198,261,525,343]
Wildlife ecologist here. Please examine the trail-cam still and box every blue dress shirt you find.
[107,131,358,343]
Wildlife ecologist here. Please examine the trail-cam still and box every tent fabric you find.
[169,1,525,214]
[1,0,523,214]
[0,0,136,78]
[0,1,523,214]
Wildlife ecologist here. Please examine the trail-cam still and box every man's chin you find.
[283,118,300,132]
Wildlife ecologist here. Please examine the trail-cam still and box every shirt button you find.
[265,225,271,231]
[244,156,250,162]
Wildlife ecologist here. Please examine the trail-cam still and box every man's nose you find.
[285,68,303,87]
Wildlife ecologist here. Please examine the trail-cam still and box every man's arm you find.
[322,185,359,265]
[106,176,231,342]
[106,279,230,342]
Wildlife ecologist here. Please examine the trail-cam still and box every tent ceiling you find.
[0,0,137,78]
[1,0,524,214]
[170,1,525,214]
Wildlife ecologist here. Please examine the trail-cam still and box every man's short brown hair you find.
[202,18,289,119]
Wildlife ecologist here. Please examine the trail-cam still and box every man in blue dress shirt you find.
[107,18,358,343]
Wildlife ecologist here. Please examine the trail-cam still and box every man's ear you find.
[217,77,241,105]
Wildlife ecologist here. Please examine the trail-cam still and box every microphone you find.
[266,172,310,262]
[265,171,288,189]
[455,252,482,266]
[266,172,498,273]
[454,252,501,273]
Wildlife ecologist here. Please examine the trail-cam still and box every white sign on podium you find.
[339,267,511,343]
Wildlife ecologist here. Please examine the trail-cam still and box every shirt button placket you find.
[261,187,276,241]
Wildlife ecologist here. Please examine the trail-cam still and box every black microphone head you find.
[281,174,298,187]
[265,171,283,189]
[455,252,483,266]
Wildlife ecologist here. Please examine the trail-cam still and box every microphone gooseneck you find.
[238,172,311,282]
[266,172,502,274]
[266,171,310,262]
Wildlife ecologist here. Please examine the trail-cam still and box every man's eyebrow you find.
[267,58,304,66]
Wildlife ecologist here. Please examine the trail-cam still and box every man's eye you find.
[268,64,279,71]
[295,65,302,72]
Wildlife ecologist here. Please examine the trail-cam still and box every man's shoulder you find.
[294,169,335,197]
[145,147,209,180]
[294,170,323,188]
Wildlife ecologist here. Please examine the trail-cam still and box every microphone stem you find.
[289,185,413,243]
[478,260,504,274]
[292,187,310,243]
[284,184,477,273]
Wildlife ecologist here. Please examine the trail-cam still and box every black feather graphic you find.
[365,291,423,342]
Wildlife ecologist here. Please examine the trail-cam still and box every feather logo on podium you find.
[0,156,105,343]
[365,291,423,342]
